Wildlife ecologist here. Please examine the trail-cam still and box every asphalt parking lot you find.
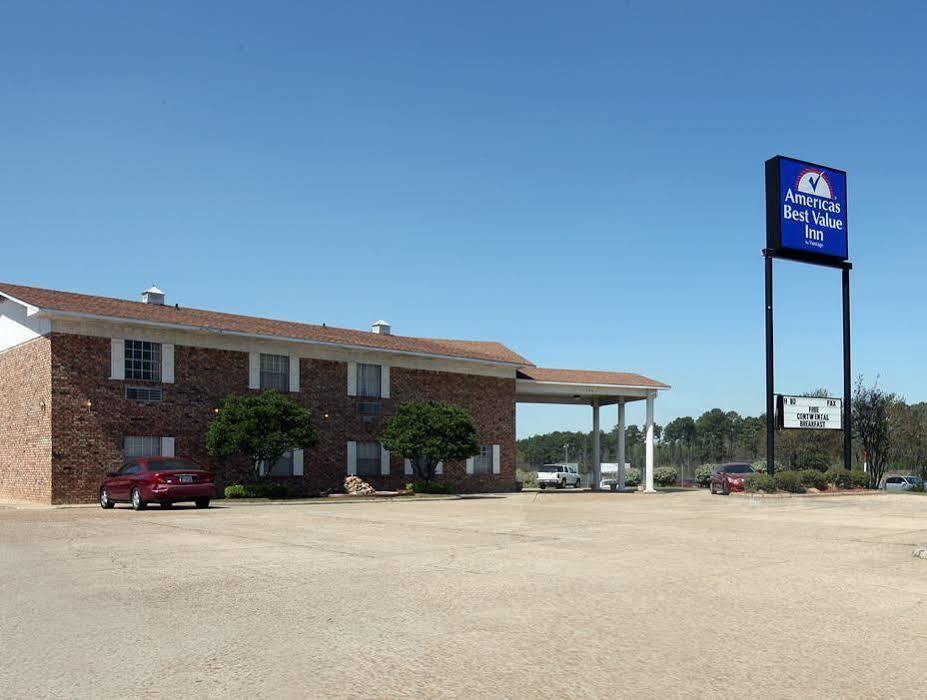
[2,490,926,698]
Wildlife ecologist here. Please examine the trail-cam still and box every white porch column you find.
[644,391,656,493]
[617,399,626,489]
[591,398,601,490]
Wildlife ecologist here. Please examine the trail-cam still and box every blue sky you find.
[2,2,925,437]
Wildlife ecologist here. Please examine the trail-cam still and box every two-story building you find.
[0,282,669,504]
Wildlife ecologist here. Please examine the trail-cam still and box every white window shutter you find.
[347,362,357,396]
[292,448,304,476]
[248,352,260,389]
[380,446,390,475]
[347,441,357,475]
[289,354,300,392]
[110,339,125,380]
[162,344,175,384]
[492,444,501,474]
[466,457,474,475]
[404,458,413,476]
[436,461,443,475]
[381,365,390,399]
[160,437,175,458]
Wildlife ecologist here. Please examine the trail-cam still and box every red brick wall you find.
[48,332,518,503]
[0,338,53,503]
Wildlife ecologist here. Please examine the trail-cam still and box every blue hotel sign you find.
[766,156,848,264]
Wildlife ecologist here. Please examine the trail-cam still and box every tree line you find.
[516,379,927,487]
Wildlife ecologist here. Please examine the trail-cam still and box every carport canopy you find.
[516,368,671,491]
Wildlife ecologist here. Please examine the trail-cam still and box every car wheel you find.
[160,501,173,509]
[99,488,115,509]
[131,487,147,511]
[195,498,210,509]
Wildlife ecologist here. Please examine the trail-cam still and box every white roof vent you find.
[141,285,165,305]
[371,320,391,335]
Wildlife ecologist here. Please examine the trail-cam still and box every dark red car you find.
[100,457,215,510]
[709,462,756,495]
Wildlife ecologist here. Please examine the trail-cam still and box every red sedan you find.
[709,463,756,495]
[100,457,215,510]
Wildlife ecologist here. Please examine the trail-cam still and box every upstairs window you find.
[260,353,289,391]
[357,363,382,398]
[125,340,161,382]
[473,445,493,475]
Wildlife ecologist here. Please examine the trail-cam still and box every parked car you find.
[100,457,215,510]
[881,475,924,491]
[537,464,582,489]
[709,463,755,495]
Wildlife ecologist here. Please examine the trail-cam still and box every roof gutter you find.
[36,308,532,369]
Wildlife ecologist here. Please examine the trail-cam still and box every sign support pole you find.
[764,250,775,475]
[842,266,852,470]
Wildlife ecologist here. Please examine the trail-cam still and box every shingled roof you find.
[0,282,533,366]
[517,367,669,389]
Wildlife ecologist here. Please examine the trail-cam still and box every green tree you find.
[381,401,480,482]
[852,377,898,488]
[206,391,317,481]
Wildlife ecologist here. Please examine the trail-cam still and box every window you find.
[269,452,294,477]
[473,445,493,475]
[124,340,161,381]
[125,386,163,402]
[260,353,289,391]
[356,441,381,477]
[356,363,381,398]
[124,436,161,458]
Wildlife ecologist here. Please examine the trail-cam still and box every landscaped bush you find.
[224,483,289,499]
[653,466,678,487]
[849,470,870,489]
[408,481,454,495]
[774,470,805,494]
[695,464,714,488]
[799,469,828,491]
[824,468,853,489]
[747,473,777,493]
[751,459,784,474]
[624,468,641,488]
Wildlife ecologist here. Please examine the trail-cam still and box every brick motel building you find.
[0,282,669,504]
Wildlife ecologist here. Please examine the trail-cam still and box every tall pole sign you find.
[764,156,852,475]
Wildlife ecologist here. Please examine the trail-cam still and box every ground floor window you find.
[124,436,161,458]
[473,445,493,474]
[356,441,381,477]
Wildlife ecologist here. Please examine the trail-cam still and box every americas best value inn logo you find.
[775,157,848,259]
[784,168,843,248]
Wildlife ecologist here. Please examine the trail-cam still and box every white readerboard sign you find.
[778,395,842,430]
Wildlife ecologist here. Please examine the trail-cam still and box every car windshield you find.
[146,459,201,472]
[722,465,754,474]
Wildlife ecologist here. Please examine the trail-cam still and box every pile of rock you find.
[344,476,376,496]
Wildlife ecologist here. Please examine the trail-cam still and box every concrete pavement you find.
[1,490,926,698]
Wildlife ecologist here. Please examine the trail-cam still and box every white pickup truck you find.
[537,464,582,489]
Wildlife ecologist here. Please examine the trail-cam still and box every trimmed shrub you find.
[409,481,454,495]
[747,473,777,493]
[824,468,853,489]
[625,468,641,488]
[653,466,678,487]
[774,470,805,494]
[695,464,714,488]
[752,459,785,474]
[224,483,289,499]
[799,469,828,491]
[849,470,870,489]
